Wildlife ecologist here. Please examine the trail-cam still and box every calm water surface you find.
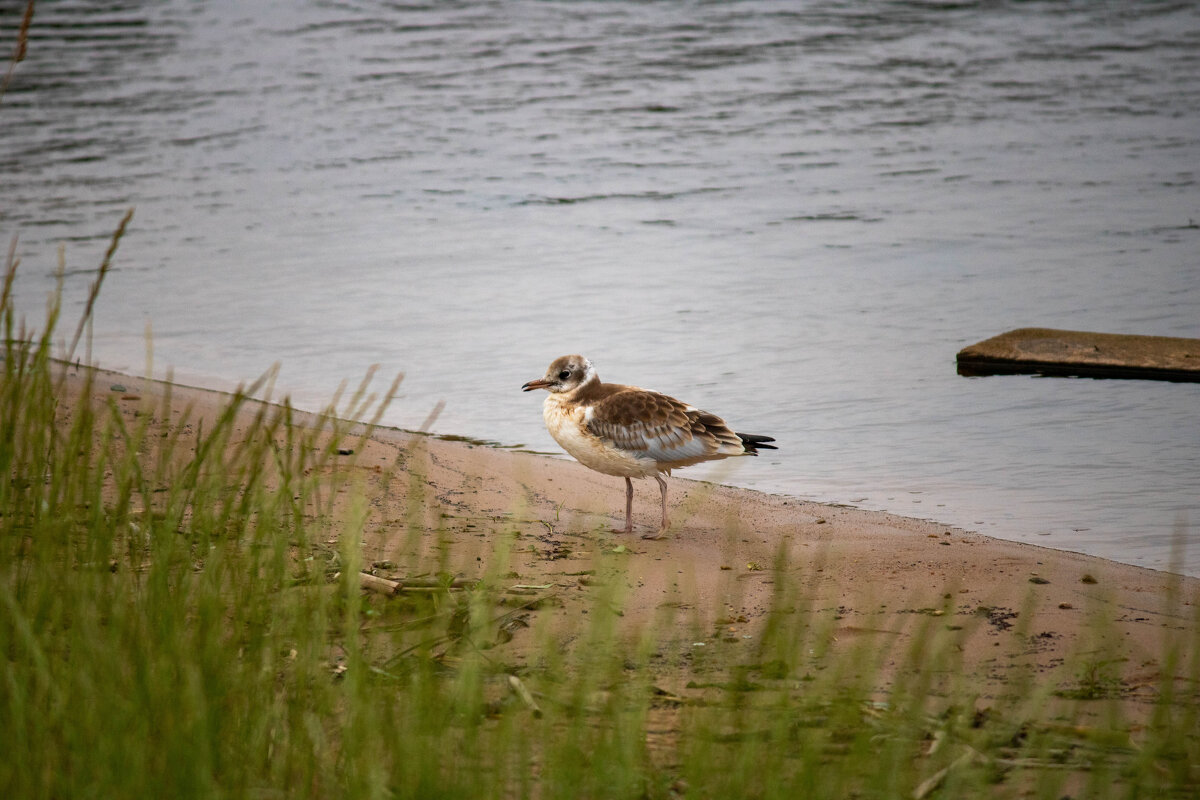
[3,1,1198,573]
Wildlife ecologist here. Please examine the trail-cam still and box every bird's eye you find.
[557,370,571,380]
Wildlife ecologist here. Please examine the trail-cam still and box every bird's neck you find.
[568,372,607,402]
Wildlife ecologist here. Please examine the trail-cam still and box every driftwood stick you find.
[360,572,401,596]
[508,675,543,718]
[912,745,986,800]
[395,577,475,589]
[359,573,478,595]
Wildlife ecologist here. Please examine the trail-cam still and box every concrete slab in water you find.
[956,328,1200,382]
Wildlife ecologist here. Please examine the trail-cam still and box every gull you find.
[521,355,776,538]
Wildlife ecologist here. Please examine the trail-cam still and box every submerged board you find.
[956,328,1200,382]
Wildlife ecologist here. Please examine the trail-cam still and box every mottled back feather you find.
[584,385,749,469]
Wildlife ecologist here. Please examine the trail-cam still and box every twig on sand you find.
[360,572,401,596]
[358,572,477,595]
[913,745,987,800]
[508,674,543,717]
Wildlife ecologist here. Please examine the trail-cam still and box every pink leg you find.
[615,476,634,534]
[642,475,670,540]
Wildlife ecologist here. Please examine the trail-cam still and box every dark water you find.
[3,1,1198,573]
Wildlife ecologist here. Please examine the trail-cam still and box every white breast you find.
[543,395,659,478]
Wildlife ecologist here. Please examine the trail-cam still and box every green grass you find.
[2,224,1199,799]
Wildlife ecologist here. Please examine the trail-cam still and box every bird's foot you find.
[640,526,671,541]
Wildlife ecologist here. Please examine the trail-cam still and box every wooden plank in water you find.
[956,328,1200,382]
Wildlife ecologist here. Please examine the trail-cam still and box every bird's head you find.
[522,355,596,394]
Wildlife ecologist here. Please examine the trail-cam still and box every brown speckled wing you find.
[585,389,744,467]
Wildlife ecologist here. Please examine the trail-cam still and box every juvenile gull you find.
[521,355,776,539]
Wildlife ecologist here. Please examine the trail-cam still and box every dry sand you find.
[64,364,1199,727]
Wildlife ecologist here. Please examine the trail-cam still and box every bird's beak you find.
[522,377,553,392]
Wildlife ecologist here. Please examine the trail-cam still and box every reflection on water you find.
[2,1,1198,573]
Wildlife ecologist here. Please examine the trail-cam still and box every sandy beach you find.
[62,362,1199,729]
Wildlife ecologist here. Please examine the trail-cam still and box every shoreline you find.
[71,360,1196,581]
[78,352,1200,578]
[80,358,1193,577]
[58,360,1200,724]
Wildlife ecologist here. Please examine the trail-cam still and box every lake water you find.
[3,1,1198,574]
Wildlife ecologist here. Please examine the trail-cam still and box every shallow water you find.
[3,1,1198,574]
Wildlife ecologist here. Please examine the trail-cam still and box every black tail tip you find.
[738,433,777,453]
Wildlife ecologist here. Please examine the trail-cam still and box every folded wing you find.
[585,389,749,469]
